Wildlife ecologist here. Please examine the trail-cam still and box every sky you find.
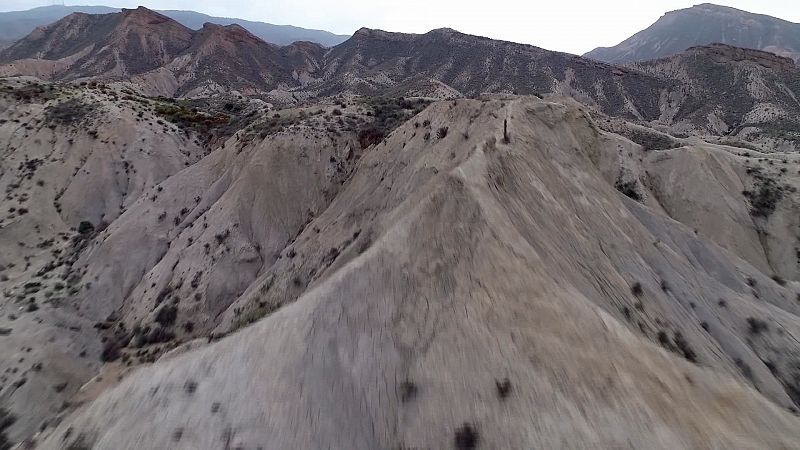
[0,0,798,54]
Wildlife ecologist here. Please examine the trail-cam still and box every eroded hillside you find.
[0,79,430,444]
[0,78,798,447]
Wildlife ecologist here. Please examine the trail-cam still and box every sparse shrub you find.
[184,380,197,394]
[495,378,512,399]
[672,332,697,362]
[155,305,177,327]
[454,423,479,450]
[100,340,121,362]
[764,360,778,376]
[214,229,230,245]
[615,178,641,201]
[771,275,787,286]
[746,317,768,335]
[657,331,671,348]
[735,358,754,381]
[437,127,449,139]
[744,178,783,218]
[355,97,431,149]
[45,98,99,127]
[0,408,16,450]
[322,247,340,267]
[399,380,417,402]
[630,282,643,297]
[622,127,681,151]
[77,221,94,235]
[357,128,384,149]
[154,102,229,135]
[292,276,304,287]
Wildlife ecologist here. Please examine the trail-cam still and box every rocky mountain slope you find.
[0,76,798,448]
[0,5,348,47]
[315,27,671,118]
[1,9,675,116]
[155,9,348,47]
[315,27,800,152]
[0,7,196,80]
[586,3,800,64]
[0,7,325,98]
[629,44,800,151]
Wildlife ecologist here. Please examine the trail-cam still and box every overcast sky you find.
[1,1,798,54]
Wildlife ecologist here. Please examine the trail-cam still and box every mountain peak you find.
[353,27,378,37]
[0,6,195,76]
[198,21,267,46]
[428,27,458,34]
[120,6,170,23]
[351,27,413,41]
[691,3,742,12]
[585,3,800,64]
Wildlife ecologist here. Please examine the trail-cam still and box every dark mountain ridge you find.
[1,7,195,78]
[319,26,674,121]
[0,4,348,47]
[0,7,325,96]
[2,7,800,150]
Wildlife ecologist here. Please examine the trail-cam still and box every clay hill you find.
[0,5,798,450]
[586,3,800,64]
[0,76,797,449]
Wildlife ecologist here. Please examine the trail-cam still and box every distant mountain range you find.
[586,3,800,64]
[2,6,799,153]
[0,7,674,115]
[0,4,349,47]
